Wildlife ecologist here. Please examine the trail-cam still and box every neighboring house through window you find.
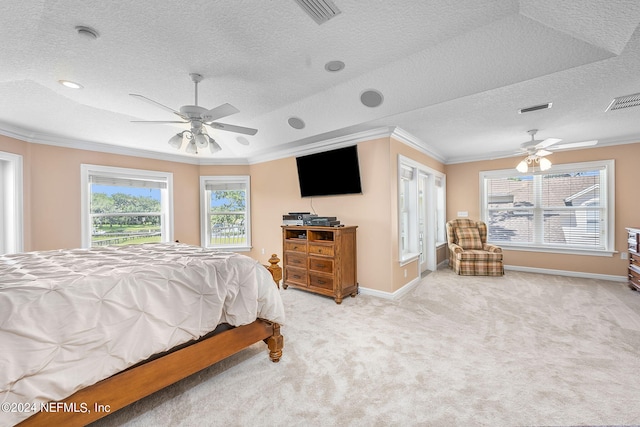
[0,151,23,254]
[200,176,251,251]
[81,164,173,248]
[480,160,614,255]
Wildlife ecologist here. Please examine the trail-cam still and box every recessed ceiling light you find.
[288,117,306,130]
[236,136,250,146]
[58,80,83,89]
[325,60,345,72]
[360,89,384,108]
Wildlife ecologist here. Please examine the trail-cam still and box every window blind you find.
[204,182,246,191]
[89,175,167,189]
[484,168,606,250]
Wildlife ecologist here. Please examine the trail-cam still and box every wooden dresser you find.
[627,227,640,291]
[282,225,358,304]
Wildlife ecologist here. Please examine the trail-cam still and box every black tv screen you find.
[296,145,363,197]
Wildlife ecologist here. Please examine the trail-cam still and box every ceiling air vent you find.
[518,102,552,114]
[294,0,341,25]
[606,92,640,112]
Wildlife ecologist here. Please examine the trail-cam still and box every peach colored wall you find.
[2,132,446,294]
[0,135,201,251]
[445,142,640,277]
[248,139,395,292]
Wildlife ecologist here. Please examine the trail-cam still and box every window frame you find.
[80,164,174,248]
[397,155,446,267]
[199,175,251,252]
[479,159,615,256]
[0,151,24,254]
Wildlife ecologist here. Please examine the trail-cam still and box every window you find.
[480,160,614,255]
[399,165,418,262]
[0,151,23,254]
[200,176,251,251]
[397,155,446,269]
[81,165,173,248]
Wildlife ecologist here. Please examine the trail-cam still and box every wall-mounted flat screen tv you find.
[296,145,362,198]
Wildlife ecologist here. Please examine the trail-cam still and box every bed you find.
[0,243,285,427]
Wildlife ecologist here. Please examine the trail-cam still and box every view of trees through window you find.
[90,185,162,246]
[209,189,246,246]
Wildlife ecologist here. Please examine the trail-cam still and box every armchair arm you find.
[449,242,464,254]
[483,243,502,253]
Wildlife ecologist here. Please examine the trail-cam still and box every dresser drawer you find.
[630,267,640,289]
[627,229,640,253]
[285,266,308,286]
[309,256,334,274]
[309,273,333,291]
[308,244,334,257]
[284,252,307,268]
[284,241,307,252]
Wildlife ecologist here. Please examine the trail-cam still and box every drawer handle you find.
[293,275,301,279]
[293,259,302,264]
[315,263,325,268]
[317,279,326,284]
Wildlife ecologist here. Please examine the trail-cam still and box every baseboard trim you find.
[504,265,627,283]
[359,276,422,300]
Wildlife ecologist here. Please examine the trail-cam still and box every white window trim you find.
[0,151,24,254]
[397,155,446,266]
[80,164,174,248]
[200,175,251,252]
[479,159,615,256]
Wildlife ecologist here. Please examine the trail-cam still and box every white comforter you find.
[0,243,285,426]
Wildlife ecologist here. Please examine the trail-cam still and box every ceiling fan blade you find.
[535,137,562,149]
[535,149,553,157]
[203,103,240,122]
[131,120,189,124]
[208,122,258,136]
[130,94,188,120]
[554,140,598,150]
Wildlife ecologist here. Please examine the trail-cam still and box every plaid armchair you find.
[446,219,504,276]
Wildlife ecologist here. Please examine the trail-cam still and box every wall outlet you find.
[457,211,469,218]
[404,269,407,278]
[261,248,265,255]
[621,252,628,260]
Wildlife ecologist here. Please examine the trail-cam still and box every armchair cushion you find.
[454,227,483,250]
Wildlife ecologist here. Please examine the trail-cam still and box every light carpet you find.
[92,267,640,426]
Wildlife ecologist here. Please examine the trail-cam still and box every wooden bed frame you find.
[17,255,284,427]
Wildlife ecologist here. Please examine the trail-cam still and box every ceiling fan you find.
[130,73,257,154]
[515,129,598,173]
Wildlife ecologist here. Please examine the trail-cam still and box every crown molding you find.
[445,136,640,165]
[1,121,448,166]
[388,127,447,163]
[0,122,204,165]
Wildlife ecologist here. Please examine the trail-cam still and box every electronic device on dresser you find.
[627,227,640,291]
[282,212,342,227]
[281,225,357,304]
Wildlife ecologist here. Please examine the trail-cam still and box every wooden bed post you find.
[266,323,283,362]
[266,254,282,288]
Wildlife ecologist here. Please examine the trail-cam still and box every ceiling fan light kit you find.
[130,73,257,155]
[514,129,599,173]
[516,155,552,173]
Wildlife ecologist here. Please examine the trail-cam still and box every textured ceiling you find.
[1,0,640,164]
